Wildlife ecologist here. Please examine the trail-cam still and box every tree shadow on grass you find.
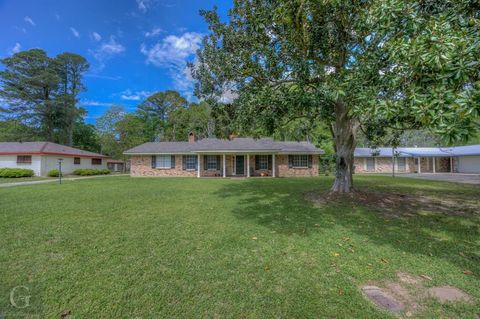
[215,178,480,277]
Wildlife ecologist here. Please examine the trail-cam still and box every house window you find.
[155,155,172,168]
[366,158,375,171]
[74,157,81,165]
[397,157,406,171]
[16,155,32,164]
[183,155,197,170]
[91,158,102,165]
[257,155,269,170]
[291,155,308,168]
[206,156,218,170]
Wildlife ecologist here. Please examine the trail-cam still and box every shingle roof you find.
[0,142,107,157]
[124,138,323,154]
[123,142,193,154]
[355,145,480,157]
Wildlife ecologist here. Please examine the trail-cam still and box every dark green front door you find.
[235,156,245,175]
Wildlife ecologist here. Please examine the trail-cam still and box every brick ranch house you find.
[124,133,323,177]
[0,142,108,176]
[354,145,480,174]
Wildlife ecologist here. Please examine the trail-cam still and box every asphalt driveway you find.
[397,173,480,185]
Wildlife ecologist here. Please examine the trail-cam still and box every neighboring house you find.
[0,142,108,176]
[354,144,480,174]
[124,133,323,178]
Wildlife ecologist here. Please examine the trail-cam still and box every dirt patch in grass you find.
[360,272,474,317]
[305,190,477,217]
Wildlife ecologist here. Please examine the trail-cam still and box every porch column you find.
[272,154,276,177]
[432,157,436,173]
[246,154,250,177]
[418,157,421,174]
[197,154,200,178]
[223,154,226,178]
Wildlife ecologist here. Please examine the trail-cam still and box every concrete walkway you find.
[394,173,480,185]
[0,174,128,188]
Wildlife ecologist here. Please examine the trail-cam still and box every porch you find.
[195,153,277,178]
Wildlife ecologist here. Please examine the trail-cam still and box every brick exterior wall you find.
[276,155,319,177]
[130,155,197,177]
[130,154,319,177]
[354,156,451,173]
[354,157,417,173]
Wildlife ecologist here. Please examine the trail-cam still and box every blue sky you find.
[0,0,231,123]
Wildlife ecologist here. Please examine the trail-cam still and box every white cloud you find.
[85,73,122,80]
[80,99,112,107]
[141,32,202,67]
[10,43,21,54]
[137,0,151,13]
[70,27,80,38]
[120,89,151,101]
[90,36,126,70]
[145,27,163,38]
[24,16,35,26]
[140,32,202,99]
[92,32,102,41]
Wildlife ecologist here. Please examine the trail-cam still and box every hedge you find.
[0,168,35,178]
[47,169,61,177]
[72,169,111,176]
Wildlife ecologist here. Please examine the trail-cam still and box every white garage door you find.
[457,156,480,173]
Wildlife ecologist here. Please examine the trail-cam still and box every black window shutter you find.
[268,155,272,170]
[182,156,186,170]
[204,155,208,170]
[288,155,293,168]
[151,155,156,168]
[195,156,198,171]
[255,156,259,170]
[171,155,176,168]
[216,155,221,170]
[308,155,312,168]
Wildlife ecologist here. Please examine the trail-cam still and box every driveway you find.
[396,173,480,185]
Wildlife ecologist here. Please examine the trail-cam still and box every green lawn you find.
[1,176,479,318]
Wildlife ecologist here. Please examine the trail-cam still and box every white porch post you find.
[272,154,276,177]
[223,154,226,178]
[432,156,436,173]
[197,154,201,178]
[418,157,421,174]
[246,154,250,177]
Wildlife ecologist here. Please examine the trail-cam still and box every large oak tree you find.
[194,0,480,192]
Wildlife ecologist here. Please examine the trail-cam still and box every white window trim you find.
[183,155,197,171]
[155,155,172,169]
[291,155,309,168]
[257,155,269,170]
[365,157,376,172]
[206,155,218,170]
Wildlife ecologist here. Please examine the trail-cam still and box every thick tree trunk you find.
[331,101,357,193]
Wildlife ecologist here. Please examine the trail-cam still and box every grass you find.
[0,176,478,318]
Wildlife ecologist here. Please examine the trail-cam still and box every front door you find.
[235,155,245,175]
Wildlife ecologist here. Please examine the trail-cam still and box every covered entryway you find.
[235,155,245,176]
[457,156,480,173]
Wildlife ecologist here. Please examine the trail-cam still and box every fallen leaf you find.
[252,237,258,240]
[420,274,432,281]
[463,270,473,275]
[459,252,466,257]
[333,252,340,257]
[380,258,388,264]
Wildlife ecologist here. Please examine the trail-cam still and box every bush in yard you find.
[48,169,61,177]
[0,168,35,178]
[73,169,111,176]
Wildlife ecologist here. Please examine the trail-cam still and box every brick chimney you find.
[188,132,196,143]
